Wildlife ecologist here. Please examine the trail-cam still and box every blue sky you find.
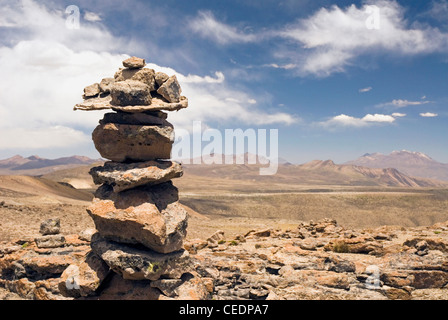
[0,0,447,164]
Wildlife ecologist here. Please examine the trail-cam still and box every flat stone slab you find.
[87,182,188,253]
[73,94,188,112]
[89,160,183,192]
[91,236,191,281]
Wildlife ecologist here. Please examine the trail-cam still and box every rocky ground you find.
[2,218,448,300]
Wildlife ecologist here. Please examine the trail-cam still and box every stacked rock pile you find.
[59,56,203,299]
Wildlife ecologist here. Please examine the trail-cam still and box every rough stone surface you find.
[99,78,115,93]
[58,251,110,298]
[114,68,156,91]
[110,80,151,106]
[74,94,188,112]
[83,83,100,98]
[35,235,66,249]
[100,111,168,126]
[157,75,181,103]
[91,237,191,281]
[123,56,146,69]
[155,72,169,87]
[92,122,174,162]
[89,160,183,192]
[86,182,188,253]
[40,219,61,236]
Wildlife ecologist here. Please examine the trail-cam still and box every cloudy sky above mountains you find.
[0,0,447,163]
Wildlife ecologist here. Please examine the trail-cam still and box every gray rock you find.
[91,237,191,281]
[40,218,60,235]
[35,235,66,249]
[157,75,181,103]
[114,68,156,91]
[150,279,183,297]
[89,160,183,192]
[110,80,151,106]
[92,122,174,162]
[100,111,168,126]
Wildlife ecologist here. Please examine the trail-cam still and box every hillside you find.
[345,150,448,181]
[0,155,102,176]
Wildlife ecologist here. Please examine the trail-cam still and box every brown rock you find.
[92,122,174,162]
[157,75,181,103]
[99,78,115,93]
[110,80,151,106]
[410,270,448,289]
[89,160,183,192]
[123,56,146,69]
[58,251,110,298]
[315,272,350,290]
[74,94,188,112]
[114,68,156,91]
[87,182,188,253]
[83,83,100,98]
[155,72,169,87]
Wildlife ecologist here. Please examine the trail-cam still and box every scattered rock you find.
[39,219,61,236]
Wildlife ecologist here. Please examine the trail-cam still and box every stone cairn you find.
[59,57,204,299]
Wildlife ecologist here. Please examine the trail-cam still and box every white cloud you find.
[359,86,372,93]
[319,113,397,128]
[380,99,432,108]
[278,0,448,76]
[0,0,296,155]
[420,112,438,117]
[84,11,102,22]
[189,11,257,45]
[392,112,406,117]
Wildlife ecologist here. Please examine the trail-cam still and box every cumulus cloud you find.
[0,0,296,156]
[420,112,438,117]
[392,112,406,117]
[319,113,398,128]
[276,1,448,76]
[84,11,102,22]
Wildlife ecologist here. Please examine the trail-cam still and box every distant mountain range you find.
[345,150,448,181]
[0,155,102,175]
[1,151,447,189]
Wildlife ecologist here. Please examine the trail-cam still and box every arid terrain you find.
[1,159,448,242]
[2,157,448,300]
